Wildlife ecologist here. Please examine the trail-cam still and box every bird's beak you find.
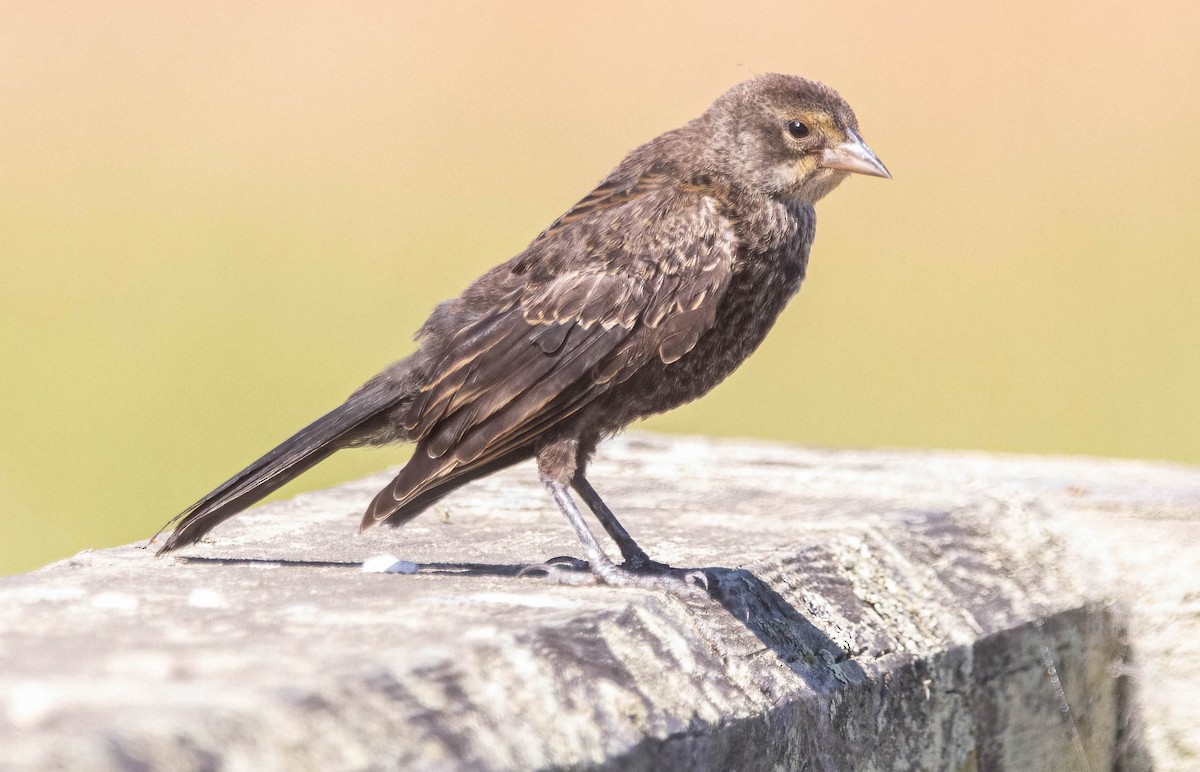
[819,131,891,179]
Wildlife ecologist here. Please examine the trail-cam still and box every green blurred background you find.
[2,2,1198,576]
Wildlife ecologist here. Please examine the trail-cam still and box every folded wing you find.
[361,171,736,530]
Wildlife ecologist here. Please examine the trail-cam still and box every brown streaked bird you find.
[154,74,890,591]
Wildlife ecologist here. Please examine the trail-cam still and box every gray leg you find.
[571,474,655,568]
[540,480,622,582]
[527,437,707,594]
[533,479,708,595]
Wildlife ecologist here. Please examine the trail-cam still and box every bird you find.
[153,73,890,591]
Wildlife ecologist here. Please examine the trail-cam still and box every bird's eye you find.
[786,120,811,139]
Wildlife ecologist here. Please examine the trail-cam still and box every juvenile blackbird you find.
[154,74,889,590]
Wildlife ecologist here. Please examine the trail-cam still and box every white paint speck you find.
[361,554,419,574]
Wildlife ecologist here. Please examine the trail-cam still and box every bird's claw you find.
[518,556,710,598]
[683,569,710,593]
[517,555,591,578]
[594,565,710,598]
[544,555,591,570]
[517,559,597,585]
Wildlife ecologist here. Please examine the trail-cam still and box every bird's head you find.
[698,73,890,204]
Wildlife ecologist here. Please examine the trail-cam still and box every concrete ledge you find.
[2,434,1196,770]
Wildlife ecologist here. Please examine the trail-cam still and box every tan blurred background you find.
[1,1,1197,576]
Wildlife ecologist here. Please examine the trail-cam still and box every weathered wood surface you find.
[2,434,1197,771]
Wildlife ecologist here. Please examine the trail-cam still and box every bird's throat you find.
[793,168,850,204]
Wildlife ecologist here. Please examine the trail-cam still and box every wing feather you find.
[362,171,736,530]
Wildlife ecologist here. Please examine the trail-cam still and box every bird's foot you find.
[516,555,593,584]
[518,556,709,597]
[621,556,672,573]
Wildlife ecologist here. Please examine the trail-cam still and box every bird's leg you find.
[539,479,622,582]
[524,438,707,594]
[570,473,660,570]
[534,480,706,595]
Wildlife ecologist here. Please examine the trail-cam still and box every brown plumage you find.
[154,74,890,590]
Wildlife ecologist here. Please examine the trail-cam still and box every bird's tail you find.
[153,384,407,554]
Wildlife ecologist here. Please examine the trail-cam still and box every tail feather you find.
[154,386,406,554]
[360,444,532,532]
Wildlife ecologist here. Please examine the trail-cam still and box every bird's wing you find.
[361,173,735,529]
